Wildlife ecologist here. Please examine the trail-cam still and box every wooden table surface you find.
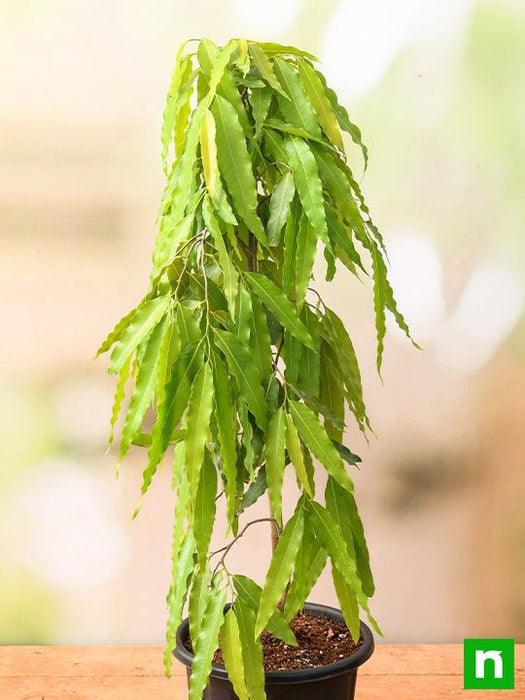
[1,644,523,699]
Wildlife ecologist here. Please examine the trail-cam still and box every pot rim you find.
[173,601,374,684]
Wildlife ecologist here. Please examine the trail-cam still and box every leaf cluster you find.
[97,37,416,699]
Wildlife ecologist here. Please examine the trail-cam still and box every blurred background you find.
[1,0,524,646]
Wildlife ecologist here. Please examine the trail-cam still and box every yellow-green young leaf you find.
[283,136,329,247]
[200,108,219,196]
[284,527,327,622]
[108,357,130,448]
[204,40,237,106]
[188,583,227,700]
[233,575,297,646]
[185,363,214,507]
[202,197,238,317]
[96,304,139,358]
[220,609,249,700]
[156,314,181,405]
[213,328,268,430]
[255,42,319,62]
[152,209,197,282]
[332,563,360,642]
[285,413,314,497]
[265,408,286,525]
[174,68,194,160]
[267,172,295,247]
[164,527,195,675]
[255,503,305,637]
[273,58,321,138]
[288,399,353,494]
[194,450,217,567]
[295,214,317,309]
[249,293,273,378]
[211,95,267,246]
[188,565,211,645]
[177,303,202,346]
[161,43,192,173]
[119,317,166,461]
[248,42,287,97]
[325,476,374,597]
[234,598,266,700]
[297,59,344,150]
[251,85,273,137]
[211,356,238,527]
[108,296,169,374]
[244,273,314,349]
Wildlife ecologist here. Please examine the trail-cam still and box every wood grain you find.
[0,644,523,699]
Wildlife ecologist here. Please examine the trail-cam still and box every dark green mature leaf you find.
[235,598,266,700]
[265,407,286,525]
[251,85,273,137]
[213,328,268,430]
[238,466,267,514]
[108,296,168,374]
[320,341,345,441]
[267,172,295,246]
[288,400,353,494]
[220,608,249,700]
[194,450,217,567]
[188,581,227,700]
[295,214,317,308]
[245,272,314,349]
[282,200,297,298]
[185,363,214,505]
[212,95,267,246]
[273,58,322,137]
[325,206,366,275]
[249,293,273,378]
[264,118,332,147]
[255,501,305,637]
[233,281,252,346]
[297,307,320,396]
[332,441,361,466]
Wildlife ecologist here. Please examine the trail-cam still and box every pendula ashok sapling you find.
[97,37,417,700]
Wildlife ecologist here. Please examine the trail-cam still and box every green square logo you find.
[464,639,515,689]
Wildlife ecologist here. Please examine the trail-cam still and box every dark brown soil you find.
[183,611,361,672]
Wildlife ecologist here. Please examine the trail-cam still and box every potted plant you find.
[97,37,416,700]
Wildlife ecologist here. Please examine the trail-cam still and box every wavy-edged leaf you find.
[295,214,317,308]
[255,501,305,637]
[234,597,266,700]
[332,563,360,642]
[238,466,267,514]
[326,477,374,597]
[283,135,328,247]
[95,304,139,358]
[108,296,168,374]
[264,118,332,147]
[288,399,353,493]
[212,95,267,246]
[244,272,314,349]
[202,197,238,316]
[108,357,130,448]
[213,328,268,430]
[220,608,249,700]
[289,383,344,435]
[249,293,273,378]
[249,42,287,97]
[161,48,194,173]
[332,441,361,467]
[267,171,295,247]
[297,59,344,150]
[320,340,345,442]
[156,315,181,405]
[284,518,327,621]
[251,85,273,137]
[285,413,314,497]
[189,564,211,645]
[255,42,319,61]
[238,400,255,480]
[164,527,195,675]
[185,363,214,506]
[233,281,252,346]
[212,356,238,526]
[188,582,227,700]
[119,317,166,461]
[265,407,286,525]
[297,307,320,396]
[200,108,219,196]
[194,449,217,567]
[273,58,321,137]
[233,575,296,646]
[326,206,366,275]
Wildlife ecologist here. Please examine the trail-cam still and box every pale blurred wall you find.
[1,0,524,645]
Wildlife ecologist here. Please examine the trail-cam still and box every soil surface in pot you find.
[183,611,361,671]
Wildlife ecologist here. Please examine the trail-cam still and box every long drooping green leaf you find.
[297,307,320,396]
[297,59,344,150]
[156,314,180,404]
[188,582,227,700]
[244,272,314,349]
[120,317,166,461]
[264,407,286,525]
[161,48,194,173]
[213,328,268,430]
[267,171,295,246]
[211,356,238,526]
[238,400,255,480]
[249,293,273,378]
[233,575,296,646]
[164,527,195,675]
[184,363,214,506]
[188,564,211,644]
[255,502,305,637]
[326,476,374,597]
[283,135,329,246]
[108,296,168,374]
[284,518,327,621]
[220,608,249,700]
[96,304,139,358]
[325,206,366,275]
[273,58,321,137]
[249,43,287,97]
[251,85,273,137]
[108,357,130,448]
[288,399,354,494]
[320,340,345,441]
[200,107,219,196]
[238,466,267,514]
[332,563,360,642]
[285,413,314,497]
[212,95,267,245]
[233,281,252,346]
[295,214,317,308]
[202,197,238,317]
[234,598,266,700]
[256,42,319,62]
[194,450,217,567]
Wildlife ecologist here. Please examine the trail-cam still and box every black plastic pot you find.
[174,602,374,699]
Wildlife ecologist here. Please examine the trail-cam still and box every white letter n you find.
[475,650,503,679]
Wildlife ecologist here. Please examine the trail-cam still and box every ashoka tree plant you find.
[97,37,416,700]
